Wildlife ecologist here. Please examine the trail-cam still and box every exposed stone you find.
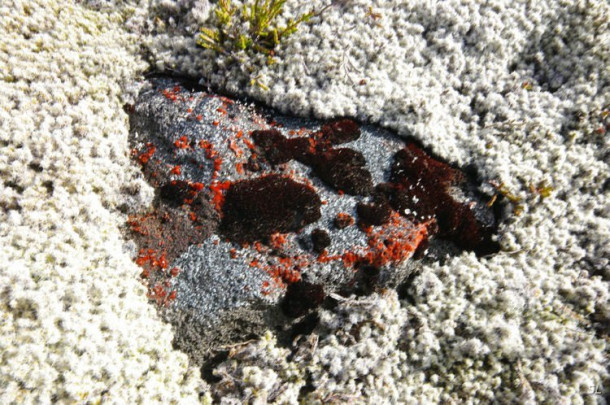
[125,77,500,363]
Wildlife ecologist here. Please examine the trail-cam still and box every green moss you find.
[199,0,312,56]
[198,0,314,90]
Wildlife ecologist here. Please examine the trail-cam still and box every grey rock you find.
[125,77,499,363]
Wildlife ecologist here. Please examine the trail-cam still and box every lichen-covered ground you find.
[1,0,608,404]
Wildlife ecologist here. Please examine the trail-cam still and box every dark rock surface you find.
[125,77,500,363]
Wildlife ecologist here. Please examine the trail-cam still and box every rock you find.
[125,77,499,363]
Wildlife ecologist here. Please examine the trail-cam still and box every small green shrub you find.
[198,0,313,60]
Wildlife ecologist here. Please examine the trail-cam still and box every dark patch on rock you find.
[356,199,392,227]
[309,148,373,196]
[311,229,331,253]
[250,129,309,165]
[281,281,325,318]
[42,180,54,194]
[159,180,195,206]
[387,143,499,255]
[351,265,381,296]
[320,118,361,145]
[251,124,373,195]
[220,174,322,243]
[127,198,220,274]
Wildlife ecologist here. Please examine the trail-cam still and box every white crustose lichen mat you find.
[2,0,609,403]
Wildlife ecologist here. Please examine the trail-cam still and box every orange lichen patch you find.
[174,135,190,149]
[158,252,168,269]
[228,139,243,157]
[135,249,169,270]
[147,282,168,305]
[334,212,355,229]
[161,86,185,103]
[147,283,177,307]
[308,138,317,154]
[217,107,227,116]
[196,114,203,121]
[259,254,309,288]
[169,267,180,277]
[190,182,205,192]
[170,165,182,175]
[132,142,156,165]
[235,162,245,174]
[270,233,287,250]
[242,137,255,150]
[360,215,430,268]
[316,213,430,270]
[198,139,211,151]
[212,157,222,177]
[213,121,220,126]
[209,180,231,212]
[229,248,237,259]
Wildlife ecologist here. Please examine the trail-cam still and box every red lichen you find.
[174,135,190,149]
[133,143,156,165]
[334,212,355,229]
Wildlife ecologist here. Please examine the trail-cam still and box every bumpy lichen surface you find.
[0,1,209,403]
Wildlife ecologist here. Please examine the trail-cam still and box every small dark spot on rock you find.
[244,156,261,172]
[221,174,321,243]
[356,199,392,227]
[320,119,361,145]
[5,181,24,193]
[159,180,192,206]
[251,129,293,165]
[310,148,373,195]
[251,129,309,165]
[123,103,135,114]
[352,265,381,296]
[281,281,325,318]
[311,228,331,253]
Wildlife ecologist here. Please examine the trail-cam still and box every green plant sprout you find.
[198,0,313,59]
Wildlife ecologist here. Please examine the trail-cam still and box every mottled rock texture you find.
[126,77,498,362]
